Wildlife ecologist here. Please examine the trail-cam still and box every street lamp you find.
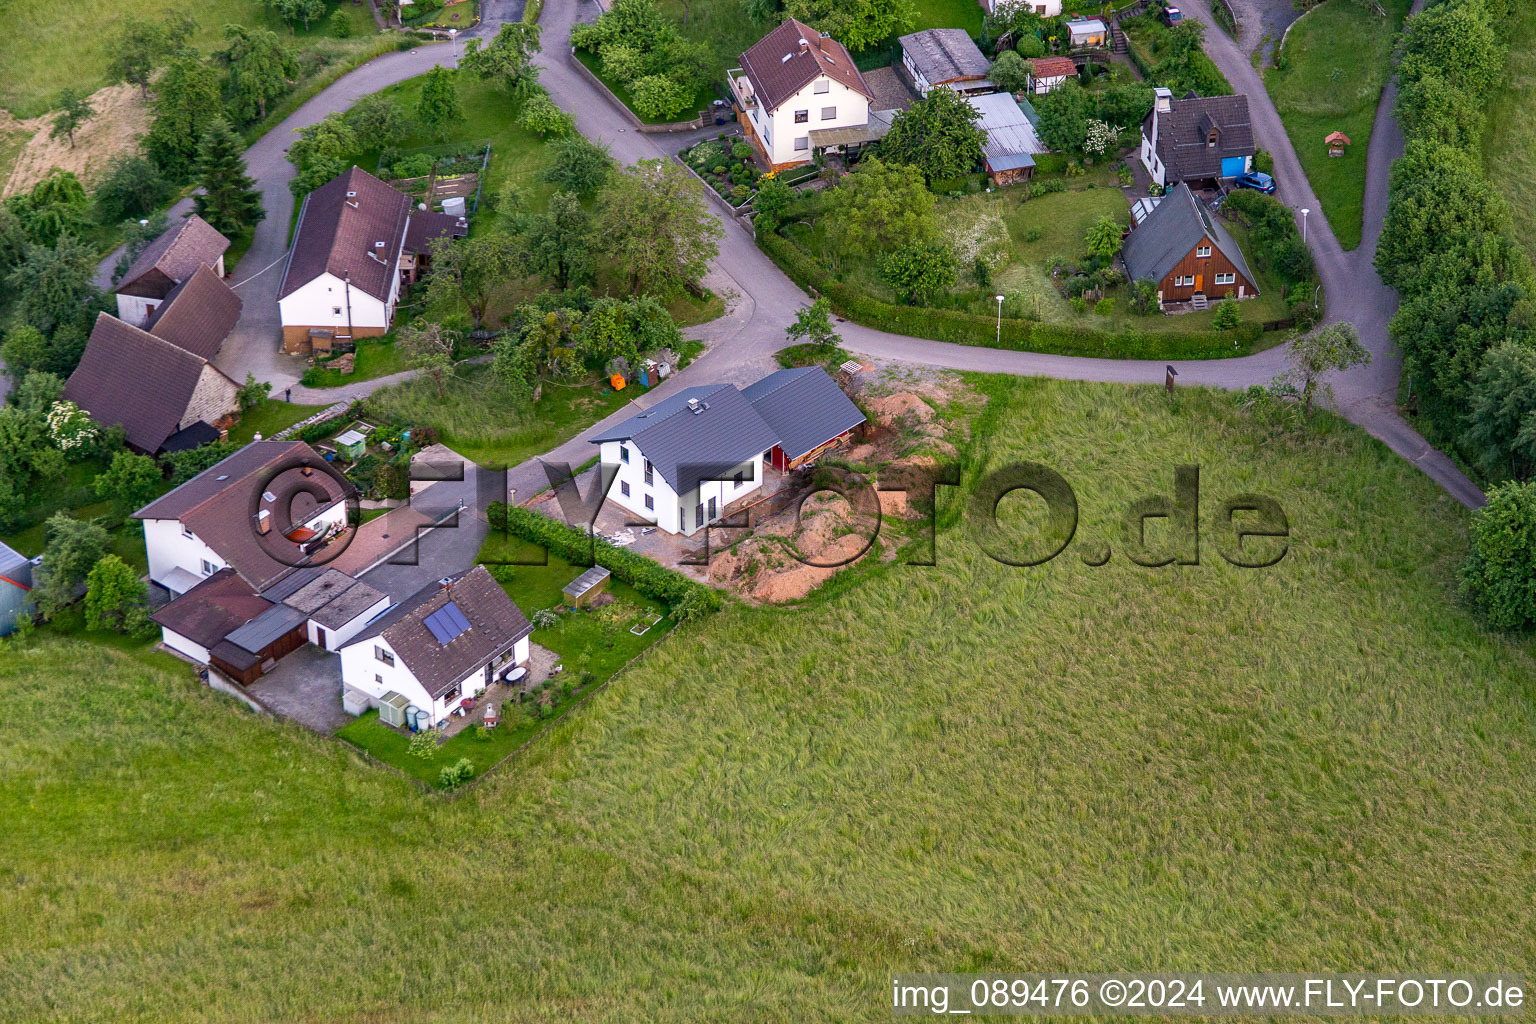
[1300,207,1310,244]
[995,294,1006,346]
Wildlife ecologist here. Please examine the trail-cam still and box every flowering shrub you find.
[47,401,97,453]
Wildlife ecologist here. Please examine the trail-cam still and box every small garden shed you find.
[563,566,611,609]
[335,429,368,461]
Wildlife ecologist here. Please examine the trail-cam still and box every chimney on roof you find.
[687,397,700,412]
[256,509,272,535]
[820,32,830,52]
[438,577,454,589]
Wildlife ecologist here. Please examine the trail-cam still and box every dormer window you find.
[1207,130,1219,147]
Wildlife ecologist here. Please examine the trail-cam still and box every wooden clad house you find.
[1120,183,1258,309]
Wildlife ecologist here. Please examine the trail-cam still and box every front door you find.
[315,626,327,648]
[1194,274,1203,292]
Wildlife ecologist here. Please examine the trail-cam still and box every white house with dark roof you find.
[134,440,354,596]
[1140,88,1255,188]
[593,367,866,536]
[338,566,532,728]
[114,214,230,326]
[728,19,874,170]
[277,166,466,354]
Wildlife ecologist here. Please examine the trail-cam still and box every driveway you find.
[76,0,1482,511]
[247,644,351,732]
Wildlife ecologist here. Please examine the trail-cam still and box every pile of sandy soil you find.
[4,83,150,198]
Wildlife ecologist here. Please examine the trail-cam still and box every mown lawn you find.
[0,0,379,117]
[4,376,1534,1020]
[1483,0,1536,258]
[1264,0,1413,250]
[227,397,329,445]
[338,536,674,786]
[302,337,412,388]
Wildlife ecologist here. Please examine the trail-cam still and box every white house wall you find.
[340,632,530,728]
[160,627,211,664]
[308,594,391,651]
[115,294,160,326]
[143,518,228,591]
[757,75,871,166]
[278,273,391,333]
[600,442,765,536]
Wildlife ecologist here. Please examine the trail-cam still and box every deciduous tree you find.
[825,157,937,257]
[145,52,225,179]
[7,234,99,336]
[1273,321,1371,415]
[785,297,840,355]
[879,241,957,305]
[94,451,164,522]
[84,554,153,635]
[50,89,95,149]
[399,320,460,397]
[523,190,593,290]
[541,135,613,197]
[107,12,194,100]
[988,50,1031,94]
[222,24,297,123]
[595,159,721,298]
[417,66,465,141]
[425,233,523,329]
[93,155,170,224]
[460,21,542,97]
[783,0,916,51]
[30,513,110,620]
[1463,341,1536,480]
[879,88,985,185]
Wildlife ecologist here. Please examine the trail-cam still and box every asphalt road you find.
[81,0,1483,509]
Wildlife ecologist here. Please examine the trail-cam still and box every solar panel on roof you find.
[423,601,471,645]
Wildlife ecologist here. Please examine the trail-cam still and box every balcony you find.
[726,68,756,111]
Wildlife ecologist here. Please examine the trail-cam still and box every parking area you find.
[246,644,350,733]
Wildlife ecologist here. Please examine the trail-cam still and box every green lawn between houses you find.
[781,176,1288,339]
[0,0,381,117]
[1483,0,1536,258]
[1263,0,1414,251]
[5,375,1535,1020]
[336,537,675,786]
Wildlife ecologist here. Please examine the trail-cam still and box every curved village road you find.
[86,0,1483,509]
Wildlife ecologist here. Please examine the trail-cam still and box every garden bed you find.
[679,136,763,208]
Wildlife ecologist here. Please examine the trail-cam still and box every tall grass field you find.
[1484,0,1536,258]
[3,378,1534,1021]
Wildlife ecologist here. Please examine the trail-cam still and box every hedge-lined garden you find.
[486,502,723,616]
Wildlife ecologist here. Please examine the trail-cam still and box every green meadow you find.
[3,377,1533,1021]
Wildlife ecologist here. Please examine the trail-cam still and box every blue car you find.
[1233,171,1276,194]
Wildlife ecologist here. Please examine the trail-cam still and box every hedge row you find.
[758,232,1261,359]
[487,503,723,614]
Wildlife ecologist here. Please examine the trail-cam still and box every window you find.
[644,494,654,510]
[619,445,630,464]
[621,481,630,497]
[794,109,809,123]
[375,674,383,685]
[332,307,342,316]
[1207,130,1219,146]
[814,79,830,94]
[696,503,704,528]
[442,683,460,704]
[708,497,717,520]
[1215,272,1236,285]
[733,470,744,487]
[821,106,836,120]
[201,559,215,575]
[375,646,394,667]
[1196,245,1211,258]
[794,136,809,151]
[181,524,194,539]
[644,460,653,486]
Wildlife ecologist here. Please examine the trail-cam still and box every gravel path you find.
[82,0,1483,509]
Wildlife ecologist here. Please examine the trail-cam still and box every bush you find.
[388,153,435,179]
[1094,297,1114,316]
[408,731,437,759]
[731,142,755,160]
[438,757,475,788]
[1460,481,1536,630]
[488,504,724,613]
[1070,296,1088,314]
[532,607,561,629]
